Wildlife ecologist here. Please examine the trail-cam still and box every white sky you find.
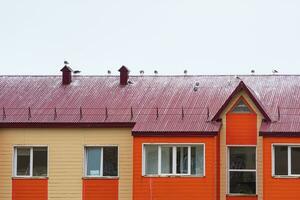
[1,0,300,75]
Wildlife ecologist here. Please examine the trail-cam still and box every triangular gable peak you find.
[212,81,271,122]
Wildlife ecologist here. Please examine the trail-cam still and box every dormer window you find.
[231,99,252,113]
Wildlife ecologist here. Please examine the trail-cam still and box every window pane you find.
[16,148,30,176]
[230,147,256,170]
[33,147,47,176]
[191,145,204,176]
[274,146,288,175]
[145,145,158,175]
[232,100,251,113]
[86,148,101,176]
[103,147,118,176]
[291,147,300,174]
[176,147,188,174]
[161,147,173,174]
[230,172,256,194]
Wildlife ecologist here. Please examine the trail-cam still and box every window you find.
[85,146,118,177]
[228,147,256,195]
[14,147,48,177]
[143,144,204,176]
[231,99,252,113]
[273,145,300,176]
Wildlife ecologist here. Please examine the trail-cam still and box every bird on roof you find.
[73,70,81,74]
[251,69,255,74]
[154,70,158,75]
[139,70,144,75]
[272,69,278,74]
[64,61,69,65]
[184,70,188,75]
[107,70,111,75]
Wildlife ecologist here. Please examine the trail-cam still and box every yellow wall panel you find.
[0,128,132,200]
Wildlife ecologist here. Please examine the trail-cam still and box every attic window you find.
[231,99,252,113]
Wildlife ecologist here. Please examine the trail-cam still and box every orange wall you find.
[226,113,257,145]
[82,179,118,200]
[133,136,217,200]
[226,196,257,200]
[12,179,48,200]
[263,137,300,200]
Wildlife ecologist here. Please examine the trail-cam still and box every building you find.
[1,65,300,200]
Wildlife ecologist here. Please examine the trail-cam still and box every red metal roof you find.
[1,75,300,134]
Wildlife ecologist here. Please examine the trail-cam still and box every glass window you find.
[161,147,173,174]
[15,147,48,177]
[291,147,300,174]
[229,172,256,194]
[145,145,158,175]
[33,147,48,176]
[229,147,256,195]
[176,147,188,174]
[191,145,204,175]
[273,145,300,176]
[274,146,288,175]
[231,99,251,113]
[85,146,118,177]
[103,147,118,176]
[86,148,101,176]
[144,144,204,176]
[16,148,30,176]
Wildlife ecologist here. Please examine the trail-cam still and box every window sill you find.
[12,176,48,180]
[82,176,119,180]
[272,175,300,179]
[142,175,205,178]
[226,194,257,197]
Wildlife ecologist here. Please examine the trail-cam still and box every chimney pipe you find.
[118,66,129,85]
[60,65,73,85]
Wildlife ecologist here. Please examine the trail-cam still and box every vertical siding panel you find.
[12,179,48,200]
[133,136,217,200]
[263,137,300,200]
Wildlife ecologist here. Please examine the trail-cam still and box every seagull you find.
[272,69,278,74]
[64,61,69,65]
[73,70,81,74]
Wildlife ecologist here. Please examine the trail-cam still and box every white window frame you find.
[84,145,119,178]
[227,145,257,195]
[272,144,300,177]
[13,145,49,178]
[142,143,205,177]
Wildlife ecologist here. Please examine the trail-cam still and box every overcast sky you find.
[0,0,300,75]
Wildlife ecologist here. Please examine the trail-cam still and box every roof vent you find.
[118,66,129,85]
[60,63,73,85]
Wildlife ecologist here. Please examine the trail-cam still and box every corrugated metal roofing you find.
[1,75,300,134]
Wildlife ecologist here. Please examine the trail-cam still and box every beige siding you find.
[0,128,132,200]
[219,91,264,200]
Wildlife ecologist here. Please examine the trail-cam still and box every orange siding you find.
[12,179,48,200]
[133,136,217,200]
[226,196,257,200]
[263,137,300,200]
[226,113,257,145]
[82,179,118,200]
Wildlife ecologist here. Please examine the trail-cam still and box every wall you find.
[263,137,300,200]
[219,91,263,200]
[133,136,218,200]
[0,128,132,200]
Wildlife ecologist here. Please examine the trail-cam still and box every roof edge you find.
[0,122,135,128]
[212,81,271,122]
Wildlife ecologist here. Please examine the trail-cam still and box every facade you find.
[1,66,300,200]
